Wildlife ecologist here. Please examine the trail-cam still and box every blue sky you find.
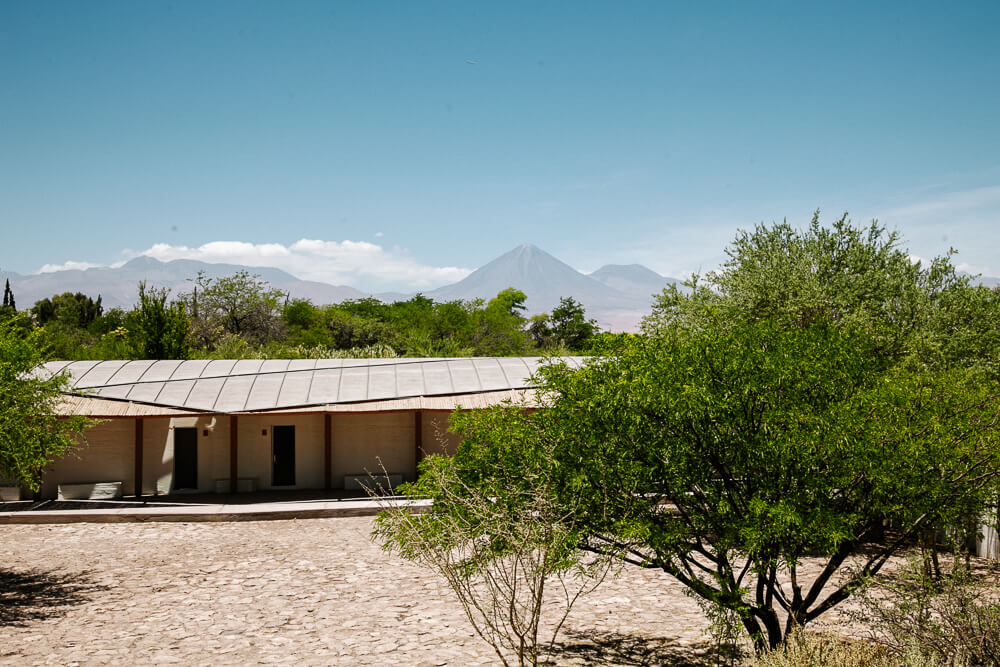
[2,1,998,291]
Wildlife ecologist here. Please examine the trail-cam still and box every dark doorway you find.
[174,427,198,490]
[272,425,296,486]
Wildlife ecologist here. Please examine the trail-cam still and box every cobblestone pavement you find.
[0,518,863,666]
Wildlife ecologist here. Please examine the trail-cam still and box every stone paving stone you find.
[0,517,877,665]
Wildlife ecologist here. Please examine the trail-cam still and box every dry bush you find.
[742,631,901,667]
[854,554,1000,666]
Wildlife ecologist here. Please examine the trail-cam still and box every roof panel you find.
[203,359,237,378]
[39,361,72,379]
[472,358,508,391]
[231,359,264,376]
[337,365,369,402]
[447,359,481,393]
[421,361,454,396]
[497,357,533,385]
[95,384,133,400]
[276,371,312,406]
[139,360,184,382]
[127,381,167,404]
[156,380,197,407]
[368,365,397,400]
[244,373,285,412]
[287,359,317,371]
[63,361,102,388]
[395,364,425,397]
[105,360,156,385]
[76,361,128,387]
[171,360,211,381]
[259,359,290,373]
[46,356,585,413]
[213,375,256,412]
[308,368,342,404]
[184,377,227,411]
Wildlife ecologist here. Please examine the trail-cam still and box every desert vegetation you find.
[375,215,1000,664]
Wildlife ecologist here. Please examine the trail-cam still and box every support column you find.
[324,413,332,491]
[414,410,423,479]
[229,415,238,494]
[134,418,143,498]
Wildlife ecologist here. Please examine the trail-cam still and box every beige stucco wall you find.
[42,419,137,498]
[39,409,468,498]
[332,412,416,486]
[421,411,463,457]
[233,414,325,490]
[143,416,231,495]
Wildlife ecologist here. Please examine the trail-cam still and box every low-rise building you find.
[33,357,582,499]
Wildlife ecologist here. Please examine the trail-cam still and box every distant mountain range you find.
[6,245,994,332]
[0,257,367,313]
[1,244,678,331]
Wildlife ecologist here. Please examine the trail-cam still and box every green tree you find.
[549,297,597,351]
[131,282,190,359]
[31,292,103,329]
[473,288,530,356]
[375,405,611,666]
[408,215,1000,651]
[2,279,15,313]
[0,316,91,492]
[182,271,287,349]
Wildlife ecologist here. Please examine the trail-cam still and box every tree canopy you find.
[388,214,1000,651]
[0,317,91,492]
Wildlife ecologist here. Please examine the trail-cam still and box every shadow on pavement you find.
[548,629,719,666]
[0,568,105,626]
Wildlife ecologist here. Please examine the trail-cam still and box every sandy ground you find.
[0,517,888,665]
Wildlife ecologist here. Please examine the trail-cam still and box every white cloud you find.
[37,260,103,273]
[125,239,471,292]
[375,231,384,237]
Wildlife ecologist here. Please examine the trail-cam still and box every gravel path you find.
[0,518,862,665]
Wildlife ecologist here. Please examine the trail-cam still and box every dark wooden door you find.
[174,427,198,490]
[272,425,296,486]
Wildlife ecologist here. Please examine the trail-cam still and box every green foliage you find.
[416,215,1000,652]
[549,297,597,351]
[131,282,189,359]
[375,405,611,666]
[31,292,103,329]
[0,316,92,492]
[182,270,287,347]
[2,279,15,313]
[27,275,598,360]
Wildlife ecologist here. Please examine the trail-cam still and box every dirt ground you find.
[0,517,899,665]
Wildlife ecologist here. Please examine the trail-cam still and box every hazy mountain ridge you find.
[16,246,993,332]
[1,257,367,311]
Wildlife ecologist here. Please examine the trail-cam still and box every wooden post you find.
[230,415,238,494]
[414,410,423,479]
[324,413,332,491]
[134,418,143,498]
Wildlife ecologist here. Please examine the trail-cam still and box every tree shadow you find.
[0,568,105,626]
[547,629,722,666]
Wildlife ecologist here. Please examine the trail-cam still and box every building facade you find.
[36,357,580,499]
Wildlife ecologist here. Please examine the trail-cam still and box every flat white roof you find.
[40,357,585,413]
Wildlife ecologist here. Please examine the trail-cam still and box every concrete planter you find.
[57,482,123,500]
[0,486,21,502]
